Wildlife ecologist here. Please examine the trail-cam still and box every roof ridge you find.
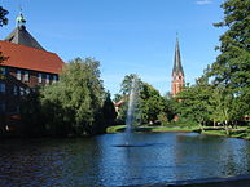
[0,41,56,56]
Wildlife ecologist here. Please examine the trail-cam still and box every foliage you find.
[0,6,8,63]
[20,91,45,136]
[140,83,165,124]
[116,74,170,125]
[102,92,116,127]
[0,6,8,27]
[40,58,105,135]
[172,0,250,130]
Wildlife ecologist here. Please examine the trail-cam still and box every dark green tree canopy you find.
[0,6,8,63]
[0,6,8,27]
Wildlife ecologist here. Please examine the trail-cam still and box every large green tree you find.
[102,92,116,127]
[208,0,250,93]
[206,0,250,126]
[140,83,165,124]
[175,78,211,126]
[40,58,105,135]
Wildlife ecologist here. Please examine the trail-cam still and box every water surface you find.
[0,133,250,186]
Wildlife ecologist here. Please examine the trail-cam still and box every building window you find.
[0,67,5,75]
[39,74,42,84]
[26,88,30,95]
[17,70,22,80]
[13,85,18,95]
[0,67,6,80]
[52,75,57,84]
[0,83,5,93]
[25,71,29,82]
[0,102,5,112]
[20,87,24,95]
[46,74,50,84]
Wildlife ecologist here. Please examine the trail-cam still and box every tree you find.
[102,92,116,127]
[208,0,250,93]
[116,74,142,125]
[40,58,105,136]
[140,83,164,124]
[176,77,211,126]
[0,6,8,26]
[116,74,167,125]
[0,6,9,63]
[206,0,250,127]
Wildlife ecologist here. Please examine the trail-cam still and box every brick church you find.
[171,35,185,97]
[0,12,64,133]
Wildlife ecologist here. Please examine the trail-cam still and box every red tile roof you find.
[114,101,124,107]
[0,41,65,74]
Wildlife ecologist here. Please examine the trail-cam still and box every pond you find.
[0,133,250,186]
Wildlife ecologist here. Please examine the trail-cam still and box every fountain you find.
[114,76,155,147]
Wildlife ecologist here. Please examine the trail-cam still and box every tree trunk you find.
[214,120,216,128]
[225,120,229,135]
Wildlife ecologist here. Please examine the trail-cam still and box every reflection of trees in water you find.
[175,134,227,179]
[225,139,250,176]
[1,135,250,186]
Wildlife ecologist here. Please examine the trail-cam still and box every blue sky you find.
[1,0,225,98]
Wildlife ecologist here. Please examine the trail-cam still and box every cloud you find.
[196,0,212,5]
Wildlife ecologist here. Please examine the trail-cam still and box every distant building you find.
[114,101,124,118]
[171,34,185,97]
[0,12,64,133]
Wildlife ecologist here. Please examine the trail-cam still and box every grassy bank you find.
[106,125,200,134]
[106,125,250,140]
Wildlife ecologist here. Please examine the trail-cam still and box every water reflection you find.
[0,133,250,186]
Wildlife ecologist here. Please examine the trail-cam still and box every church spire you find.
[172,32,184,76]
[171,33,185,97]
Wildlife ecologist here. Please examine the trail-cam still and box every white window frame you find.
[52,75,57,84]
[46,74,50,84]
[13,85,18,95]
[0,67,5,75]
[26,88,30,94]
[20,87,24,95]
[39,74,42,84]
[17,70,22,80]
[0,83,5,93]
[25,71,29,82]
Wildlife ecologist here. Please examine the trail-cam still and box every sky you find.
[0,0,226,98]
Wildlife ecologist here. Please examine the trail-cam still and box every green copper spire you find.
[16,12,26,27]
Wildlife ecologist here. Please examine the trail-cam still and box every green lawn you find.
[106,125,250,140]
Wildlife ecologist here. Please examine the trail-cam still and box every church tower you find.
[171,34,185,97]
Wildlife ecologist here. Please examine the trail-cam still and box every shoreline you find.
[106,125,250,141]
[130,174,250,187]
